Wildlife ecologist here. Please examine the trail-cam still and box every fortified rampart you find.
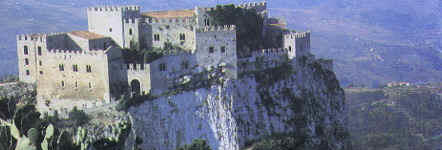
[16,1,319,112]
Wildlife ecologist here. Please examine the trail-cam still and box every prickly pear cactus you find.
[41,124,54,150]
[8,122,37,150]
[75,127,89,150]
[27,128,40,146]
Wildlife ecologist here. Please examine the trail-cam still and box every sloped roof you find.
[142,9,195,18]
[69,31,106,40]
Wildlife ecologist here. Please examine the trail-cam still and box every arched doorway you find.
[130,79,141,96]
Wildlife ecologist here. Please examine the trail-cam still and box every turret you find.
[283,31,311,59]
[87,6,141,49]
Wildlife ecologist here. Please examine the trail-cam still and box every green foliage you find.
[208,5,267,55]
[68,107,89,126]
[176,139,212,150]
[347,86,441,150]
[13,104,41,136]
[0,74,18,83]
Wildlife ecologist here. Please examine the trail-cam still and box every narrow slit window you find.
[73,64,78,72]
[61,81,65,87]
[26,70,30,76]
[25,58,29,65]
[89,82,92,88]
[38,46,42,56]
[39,61,42,66]
[221,46,226,53]
[209,47,214,53]
[24,46,28,55]
[59,64,64,71]
[86,65,92,73]
[129,28,133,35]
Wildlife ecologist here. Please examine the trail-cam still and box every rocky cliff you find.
[128,57,350,150]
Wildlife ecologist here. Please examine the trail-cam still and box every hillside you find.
[0,0,440,86]
[346,85,442,149]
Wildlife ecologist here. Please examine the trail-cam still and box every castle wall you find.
[87,6,140,48]
[239,48,290,73]
[195,25,238,78]
[143,22,196,51]
[36,49,111,102]
[149,53,196,95]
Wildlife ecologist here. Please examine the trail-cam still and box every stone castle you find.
[16,2,313,109]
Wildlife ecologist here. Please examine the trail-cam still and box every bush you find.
[68,107,89,126]
[176,139,212,150]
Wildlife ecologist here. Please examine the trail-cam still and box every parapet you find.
[284,31,311,39]
[145,17,195,24]
[17,32,66,42]
[87,5,140,12]
[126,63,149,71]
[124,18,141,24]
[236,1,267,8]
[252,48,289,57]
[195,25,236,32]
[46,49,106,57]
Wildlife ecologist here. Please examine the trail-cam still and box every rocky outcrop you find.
[129,57,350,150]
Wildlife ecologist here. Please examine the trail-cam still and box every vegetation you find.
[346,85,442,150]
[208,4,276,56]
[0,75,19,83]
[121,43,188,64]
[176,139,212,150]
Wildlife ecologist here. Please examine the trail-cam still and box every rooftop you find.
[69,31,106,40]
[142,9,195,18]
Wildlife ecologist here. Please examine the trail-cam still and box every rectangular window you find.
[159,63,167,72]
[221,46,226,53]
[129,28,133,35]
[86,65,92,73]
[26,70,30,76]
[75,81,78,88]
[73,64,78,72]
[181,61,189,70]
[25,58,29,65]
[89,82,92,88]
[209,47,214,53]
[154,34,160,41]
[24,46,28,55]
[39,71,43,75]
[38,46,42,56]
[179,33,186,41]
[39,61,42,66]
[59,64,64,71]
[61,81,65,87]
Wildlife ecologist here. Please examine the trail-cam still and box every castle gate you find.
[130,79,141,96]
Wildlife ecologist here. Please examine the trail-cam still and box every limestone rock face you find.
[129,59,349,150]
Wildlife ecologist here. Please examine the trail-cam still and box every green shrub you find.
[176,139,212,150]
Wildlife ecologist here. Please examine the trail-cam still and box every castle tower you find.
[194,25,238,78]
[16,34,48,83]
[283,31,311,59]
[87,6,141,49]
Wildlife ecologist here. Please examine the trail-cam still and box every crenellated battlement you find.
[284,31,311,39]
[195,25,236,32]
[46,49,106,56]
[124,18,141,24]
[236,1,267,8]
[87,5,140,12]
[252,48,289,57]
[17,32,68,42]
[126,63,150,71]
[145,17,195,24]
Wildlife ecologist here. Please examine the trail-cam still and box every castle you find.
[16,2,313,108]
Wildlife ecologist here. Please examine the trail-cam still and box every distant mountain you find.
[1,0,440,87]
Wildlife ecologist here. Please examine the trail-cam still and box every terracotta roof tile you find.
[69,31,106,40]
